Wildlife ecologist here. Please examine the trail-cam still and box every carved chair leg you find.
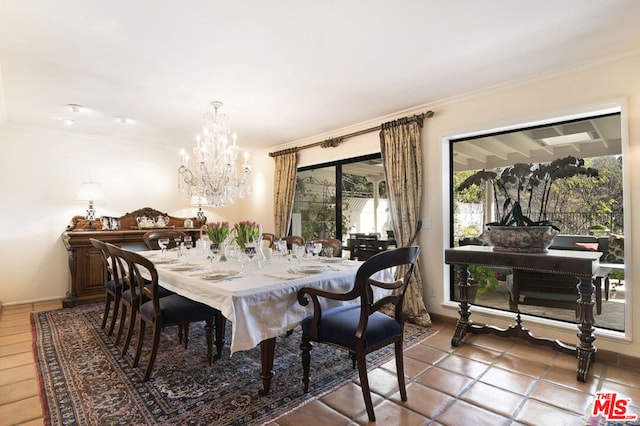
[300,337,312,393]
[143,323,163,382]
[356,350,375,422]
[394,339,407,401]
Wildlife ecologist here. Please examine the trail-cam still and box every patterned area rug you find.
[32,304,435,425]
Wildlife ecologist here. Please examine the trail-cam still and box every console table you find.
[62,207,204,307]
[444,245,601,382]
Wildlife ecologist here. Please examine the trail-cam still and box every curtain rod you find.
[269,110,435,157]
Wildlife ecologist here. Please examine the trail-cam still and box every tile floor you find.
[1,301,639,426]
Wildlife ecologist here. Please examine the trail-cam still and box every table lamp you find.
[77,182,105,229]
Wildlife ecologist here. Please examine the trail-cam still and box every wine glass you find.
[209,242,221,264]
[183,236,193,262]
[158,237,170,257]
[293,244,306,264]
[173,235,182,256]
[312,242,323,261]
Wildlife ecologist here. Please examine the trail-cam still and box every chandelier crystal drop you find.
[178,101,252,207]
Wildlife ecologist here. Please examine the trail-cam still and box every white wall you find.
[1,54,638,359]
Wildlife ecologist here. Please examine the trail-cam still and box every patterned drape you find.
[380,116,431,326]
[272,150,298,238]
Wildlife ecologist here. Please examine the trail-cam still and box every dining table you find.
[140,247,374,396]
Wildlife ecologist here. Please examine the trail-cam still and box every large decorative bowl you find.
[486,225,558,253]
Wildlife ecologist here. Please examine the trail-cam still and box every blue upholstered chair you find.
[121,249,224,381]
[90,238,121,336]
[297,246,421,422]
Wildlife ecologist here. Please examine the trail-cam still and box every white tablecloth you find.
[143,251,369,355]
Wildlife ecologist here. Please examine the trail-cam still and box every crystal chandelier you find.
[178,101,251,207]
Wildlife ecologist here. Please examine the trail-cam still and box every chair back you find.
[312,238,343,257]
[282,235,304,249]
[121,249,162,321]
[143,230,187,250]
[90,238,113,282]
[261,233,275,249]
[355,246,420,327]
[106,243,140,305]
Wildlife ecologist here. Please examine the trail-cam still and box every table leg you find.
[214,314,226,361]
[259,337,276,396]
[452,263,471,346]
[576,275,597,382]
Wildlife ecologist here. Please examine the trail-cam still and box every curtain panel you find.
[380,116,431,327]
[272,150,298,238]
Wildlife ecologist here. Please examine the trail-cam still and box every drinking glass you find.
[173,235,182,255]
[293,244,306,264]
[158,237,170,257]
[312,242,323,260]
[183,236,193,262]
[209,242,221,264]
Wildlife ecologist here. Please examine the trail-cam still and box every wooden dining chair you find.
[281,235,304,249]
[107,243,175,356]
[90,238,121,336]
[297,246,421,422]
[143,230,187,250]
[261,232,275,249]
[122,248,224,381]
[311,237,343,257]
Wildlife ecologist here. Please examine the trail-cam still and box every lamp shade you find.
[76,182,105,203]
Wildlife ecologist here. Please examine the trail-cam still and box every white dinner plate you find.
[201,270,241,281]
[152,258,179,264]
[292,266,328,274]
[320,257,345,264]
[169,264,201,271]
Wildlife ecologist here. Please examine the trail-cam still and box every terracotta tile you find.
[436,353,490,378]
[276,400,349,426]
[0,351,36,371]
[436,399,510,426]
[453,343,502,363]
[404,342,449,365]
[493,354,549,377]
[420,330,457,352]
[515,399,587,425]
[380,353,430,379]
[354,367,403,398]
[507,342,556,365]
[542,365,599,394]
[604,365,640,389]
[0,395,43,425]
[415,366,473,397]
[599,381,640,405]
[320,382,380,419]
[460,381,524,417]
[550,351,583,371]
[0,378,39,404]
[352,399,429,426]
[466,333,515,353]
[530,381,594,414]
[389,382,454,418]
[480,366,537,395]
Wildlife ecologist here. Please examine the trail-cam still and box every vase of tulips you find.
[203,221,230,261]
[233,220,261,249]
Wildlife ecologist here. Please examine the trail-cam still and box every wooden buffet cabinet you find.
[61,207,204,307]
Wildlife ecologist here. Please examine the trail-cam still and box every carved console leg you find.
[576,275,597,382]
[452,264,471,346]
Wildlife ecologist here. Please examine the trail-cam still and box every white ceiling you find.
[1,1,640,151]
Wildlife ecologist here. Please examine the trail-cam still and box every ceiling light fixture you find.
[68,104,83,113]
[62,118,75,126]
[116,116,129,125]
[177,101,252,207]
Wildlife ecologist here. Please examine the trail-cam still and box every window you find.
[292,154,391,249]
[447,109,626,332]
